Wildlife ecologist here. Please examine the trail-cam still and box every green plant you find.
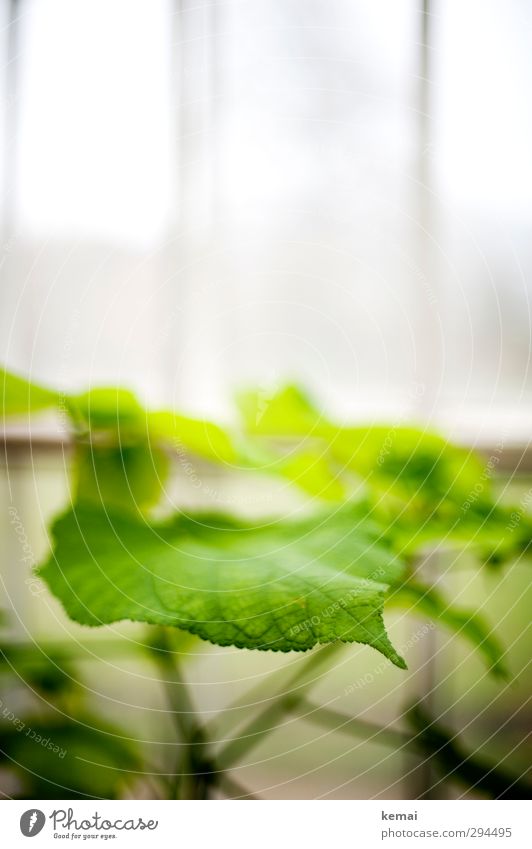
[1,366,531,799]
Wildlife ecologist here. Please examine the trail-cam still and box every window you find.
[1,0,531,442]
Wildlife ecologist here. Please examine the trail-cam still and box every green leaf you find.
[1,365,237,462]
[147,410,237,463]
[68,388,237,463]
[72,441,171,513]
[66,387,147,432]
[275,450,347,501]
[389,581,508,678]
[0,367,59,418]
[0,715,140,799]
[387,502,532,563]
[238,383,490,509]
[237,384,532,565]
[39,505,406,667]
[328,425,489,508]
[237,384,327,437]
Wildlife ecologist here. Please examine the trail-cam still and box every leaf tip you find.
[392,652,408,670]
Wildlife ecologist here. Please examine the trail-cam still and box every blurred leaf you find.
[147,410,236,462]
[387,502,532,563]
[39,504,406,666]
[237,384,327,437]
[276,450,347,501]
[0,644,77,697]
[389,582,508,678]
[238,384,488,506]
[68,388,238,463]
[0,716,140,799]
[330,425,489,509]
[406,702,532,799]
[1,365,237,462]
[66,387,147,433]
[73,441,170,514]
[237,384,532,564]
[0,367,59,419]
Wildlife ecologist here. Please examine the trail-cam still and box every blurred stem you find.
[218,773,258,800]
[216,644,341,769]
[151,628,212,799]
[293,700,413,750]
[149,634,341,797]
[1,638,147,662]
[206,643,345,743]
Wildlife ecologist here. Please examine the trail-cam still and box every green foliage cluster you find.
[2,365,531,800]
[2,366,530,673]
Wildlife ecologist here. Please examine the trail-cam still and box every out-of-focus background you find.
[0,0,531,799]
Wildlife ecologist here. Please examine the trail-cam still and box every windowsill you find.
[2,416,532,474]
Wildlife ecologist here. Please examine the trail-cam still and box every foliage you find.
[1,365,530,799]
[0,630,143,799]
[405,703,532,800]
[39,504,406,664]
[237,384,532,563]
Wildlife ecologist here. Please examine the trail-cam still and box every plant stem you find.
[215,643,342,769]
[218,773,258,800]
[292,700,413,750]
[1,638,146,662]
[151,628,212,799]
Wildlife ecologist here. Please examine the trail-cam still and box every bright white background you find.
[1,0,532,438]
